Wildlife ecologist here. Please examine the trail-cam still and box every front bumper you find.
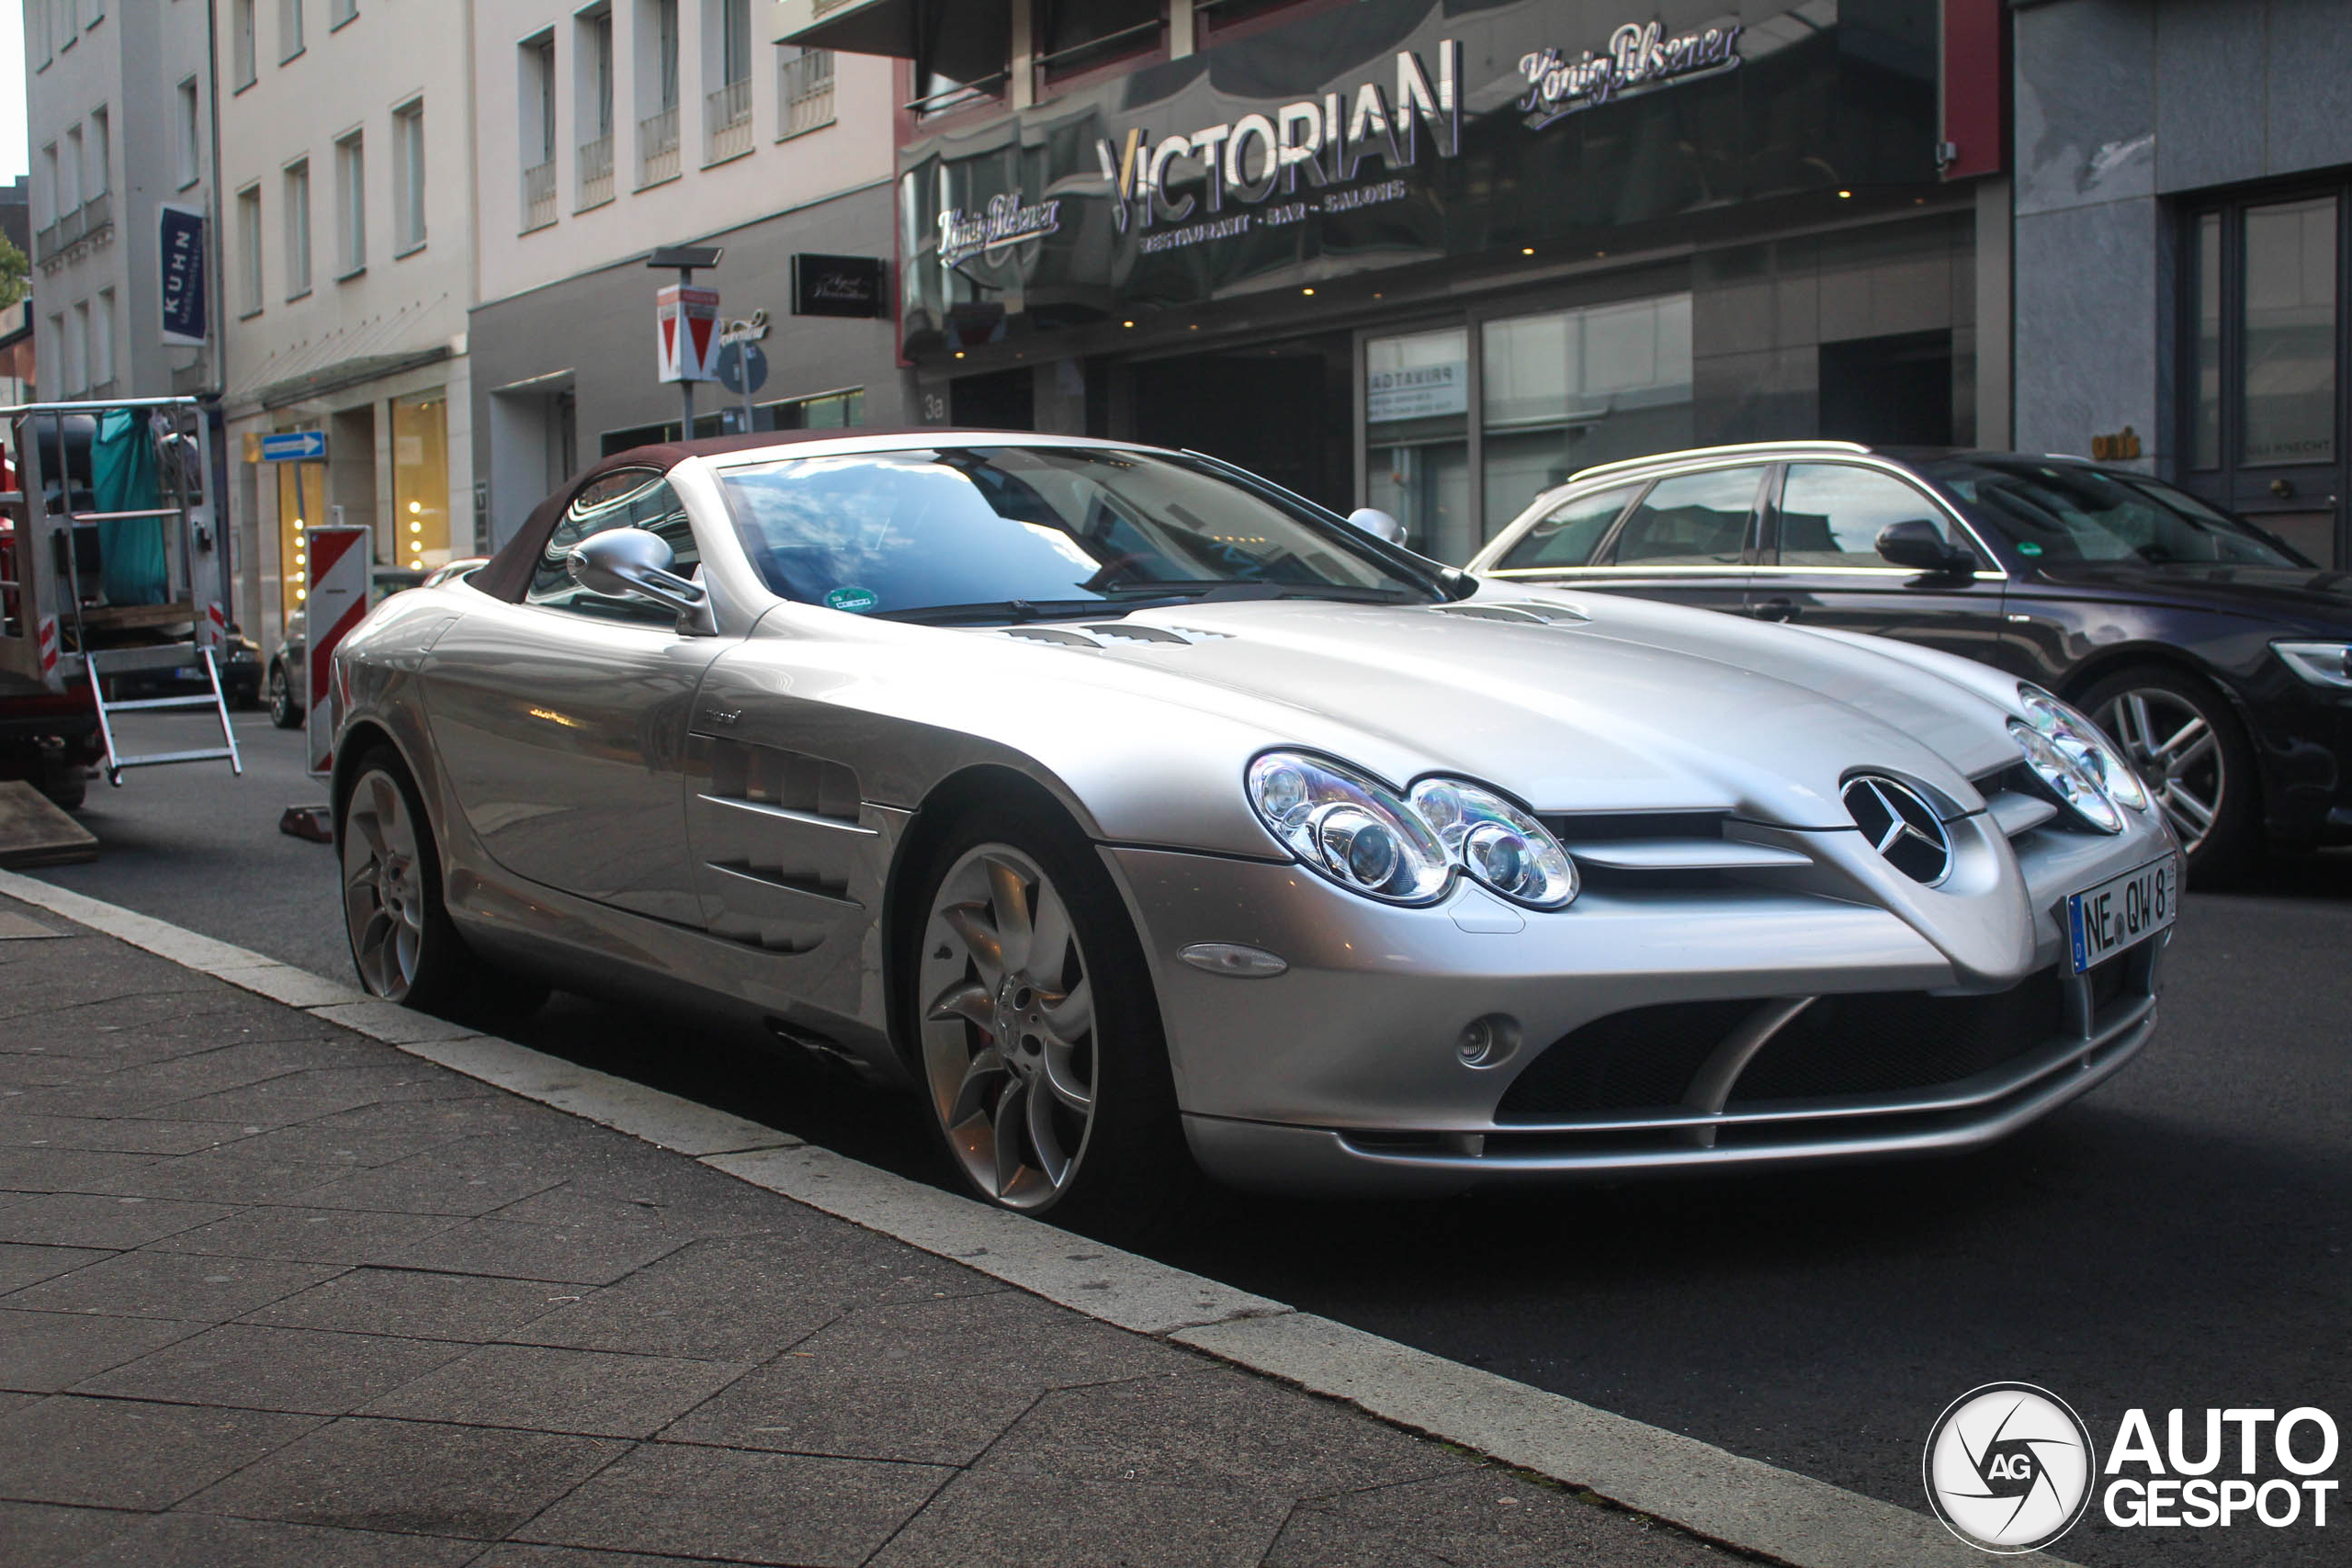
[1107,807,2172,1194]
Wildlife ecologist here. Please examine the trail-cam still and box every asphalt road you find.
[27,713,2352,1568]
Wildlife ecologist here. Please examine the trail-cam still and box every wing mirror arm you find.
[566,530,718,635]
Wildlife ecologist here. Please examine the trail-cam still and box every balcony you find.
[779,50,835,140]
[520,159,557,232]
[705,78,753,166]
[577,133,615,210]
[33,223,58,265]
[637,105,680,188]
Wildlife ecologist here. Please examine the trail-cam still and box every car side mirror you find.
[1347,507,1408,546]
[567,529,713,630]
[1875,518,1973,576]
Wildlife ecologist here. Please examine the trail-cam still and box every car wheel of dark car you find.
[36,750,87,811]
[337,746,547,1021]
[2082,666,2257,881]
[267,664,302,729]
[908,800,1191,1227]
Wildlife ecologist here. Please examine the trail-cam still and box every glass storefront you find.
[391,389,453,574]
[276,450,326,623]
[1364,328,1469,560]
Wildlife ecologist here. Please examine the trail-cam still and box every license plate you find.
[2066,856,2178,973]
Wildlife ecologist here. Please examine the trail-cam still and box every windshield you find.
[1922,458,2309,569]
[716,446,1430,621]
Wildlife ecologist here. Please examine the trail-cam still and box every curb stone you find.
[0,867,2064,1568]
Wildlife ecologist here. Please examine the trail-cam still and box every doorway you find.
[1132,333,1355,514]
[1819,330,1954,447]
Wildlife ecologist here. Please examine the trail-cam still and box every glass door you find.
[2181,192,2346,568]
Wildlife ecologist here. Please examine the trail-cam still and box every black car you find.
[1469,441,2352,878]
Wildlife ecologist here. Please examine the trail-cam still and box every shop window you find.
[2242,197,2336,466]
[1480,297,1692,532]
[277,447,326,623]
[392,390,452,572]
[1365,327,1469,562]
[1602,467,1764,566]
[760,388,865,431]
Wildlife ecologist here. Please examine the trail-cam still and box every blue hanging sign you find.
[158,202,208,348]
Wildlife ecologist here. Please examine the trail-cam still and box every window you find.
[55,0,75,49]
[33,0,51,66]
[280,0,304,61]
[1365,326,1470,561]
[577,6,616,208]
[85,107,108,198]
[331,0,357,26]
[2242,197,2336,467]
[236,186,264,314]
[778,46,833,139]
[392,101,426,253]
[1481,296,1692,530]
[85,0,106,26]
[1495,485,1639,571]
[334,130,365,275]
[392,390,452,571]
[759,386,863,431]
[636,0,682,185]
[1929,459,2301,570]
[520,37,556,230]
[175,78,203,188]
[705,0,753,162]
[67,300,88,394]
[1038,0,1160,75]
[1603,467,1765,566]
[232,0,257,87]
[91,289,113,391]
[62,126,83,213]
[283,160,311,297]
[38,144,59,226]
[529,470,696,621]
[1772,465,1948,570]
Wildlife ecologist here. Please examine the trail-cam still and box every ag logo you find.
[1925,1383,2097,1553]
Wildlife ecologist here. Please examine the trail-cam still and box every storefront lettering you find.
[1097,40,1462,233]
[937,193,1064,270]
[1519,20,1743,129]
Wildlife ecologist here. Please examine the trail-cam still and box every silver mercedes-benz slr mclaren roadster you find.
[332,430,2179,1219]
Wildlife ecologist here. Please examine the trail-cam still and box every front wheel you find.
[907,806,1192,1225]
[267,664,302,729]
[2083,666,2258,882]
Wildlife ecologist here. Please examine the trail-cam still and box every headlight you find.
[2275,640,2352,690]
[2009,720,2123,832]
[1408,778,1579,908]
[2017,682,2148,815]
[1247,752,1451,904]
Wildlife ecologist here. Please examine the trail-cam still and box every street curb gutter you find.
[1,869,2052,1568]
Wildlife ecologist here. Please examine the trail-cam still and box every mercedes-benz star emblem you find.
[1843,774,1954,886]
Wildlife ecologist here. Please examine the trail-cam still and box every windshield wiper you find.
[873,597,1190,626]
[1094,581,1418,604]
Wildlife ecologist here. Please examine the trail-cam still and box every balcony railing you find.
[780,50,835,140]
[33,223,58,265]
[520,159,557,232]
[577,133,615,210]
[79,191,111,242]
[637,104,680,187]
[705,78,753,164]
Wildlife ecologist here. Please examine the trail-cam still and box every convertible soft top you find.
[471,426,942,603]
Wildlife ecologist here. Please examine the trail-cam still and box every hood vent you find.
[1430,601,1590,626]
[993,622,1233,649]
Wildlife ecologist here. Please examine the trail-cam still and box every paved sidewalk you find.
[0,894,1739,1568]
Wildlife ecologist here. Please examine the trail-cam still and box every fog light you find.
[1455,1013,1522,1068]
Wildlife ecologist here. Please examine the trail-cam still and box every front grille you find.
[1494,962,2107,1124]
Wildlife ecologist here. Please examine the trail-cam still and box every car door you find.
[421,469,730,927]
[1523,464,1767,615]
[1746,460,2012,666]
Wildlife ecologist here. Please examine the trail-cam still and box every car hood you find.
[930,590,2026,830]
[2024,562,2352,627]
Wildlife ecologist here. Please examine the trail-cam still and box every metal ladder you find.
[86,645,243,786]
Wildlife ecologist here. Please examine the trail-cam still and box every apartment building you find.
[216,0,477,649]
[23,0,221,402]
[468,0,905,547]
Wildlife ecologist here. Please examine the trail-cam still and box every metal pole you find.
[678,265,696,439]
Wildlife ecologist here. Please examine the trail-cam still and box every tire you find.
[35,751,86,811]
[267,664,302,729]
[2080,665,2260,884]
[902,798,1193,1228]
[336,745,547,1020]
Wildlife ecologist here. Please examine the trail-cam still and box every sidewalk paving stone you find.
[0,890,1748,1568]
[1,1249,341,1321]
[72,1322,473,1415]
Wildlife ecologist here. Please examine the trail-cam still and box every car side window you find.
[1603,467,1765,566]
[527,470,701,622]
[1495,485,1640,570]
[1774,465,1958,569]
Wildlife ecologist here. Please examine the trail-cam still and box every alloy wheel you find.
[268,668,292,728]
[918,845,1097,1210]
[343,767,427,999]
[2095,686,2224,854]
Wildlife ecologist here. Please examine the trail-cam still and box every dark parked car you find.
[1469,441,2352,878]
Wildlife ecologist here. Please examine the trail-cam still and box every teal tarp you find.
[91,410,167,606]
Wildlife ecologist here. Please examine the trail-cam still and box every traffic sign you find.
[715,342,769,396]
[656,285,721,383]
[259,430,328,463]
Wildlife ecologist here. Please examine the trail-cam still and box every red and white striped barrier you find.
[301,525,373,778]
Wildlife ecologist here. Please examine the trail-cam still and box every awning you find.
[771,0,920,58]
[771,0,1010,91]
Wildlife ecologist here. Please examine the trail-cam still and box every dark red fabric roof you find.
[469,427,944,604]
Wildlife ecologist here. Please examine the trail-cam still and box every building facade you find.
[216,0,479,649]
[779,0,2010,564]
[2012,0,2352,571]
[23,0,222,402]
[465,0,909,551]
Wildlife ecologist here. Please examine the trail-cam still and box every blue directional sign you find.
[259,430,328,463]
